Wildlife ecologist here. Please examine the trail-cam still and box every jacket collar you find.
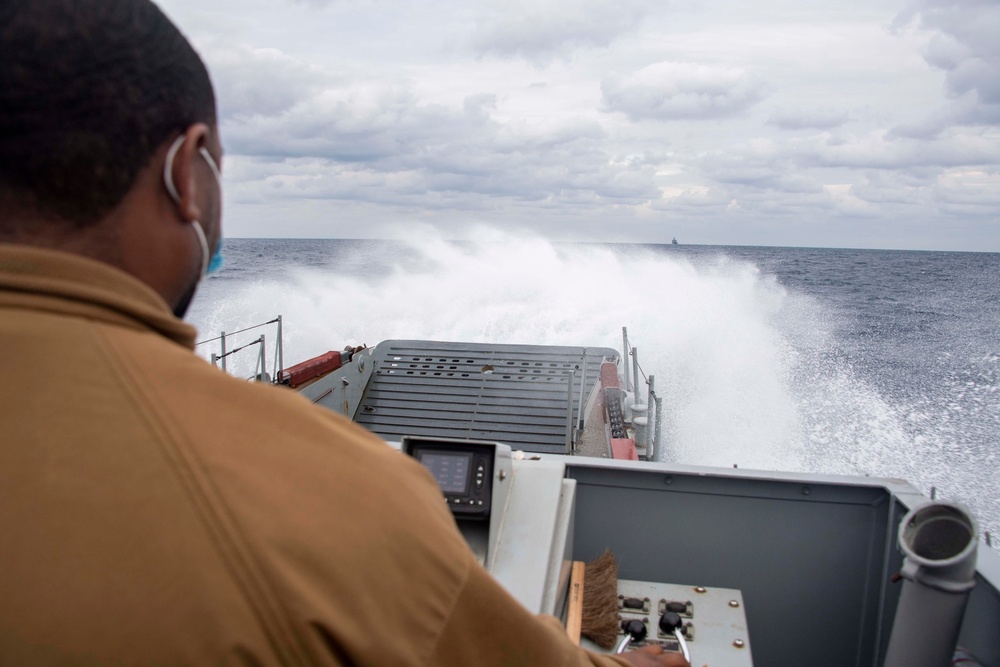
[0,244,197,350]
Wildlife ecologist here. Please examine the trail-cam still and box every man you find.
[0,2,688,665]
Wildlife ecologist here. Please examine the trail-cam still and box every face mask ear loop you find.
[199,147,222,183]
[191,220,210,278]
[163,135,186,204]
[164,135,214,278]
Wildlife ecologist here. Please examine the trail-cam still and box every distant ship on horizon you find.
[671,237,678,245]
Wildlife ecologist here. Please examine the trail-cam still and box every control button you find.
[468,500,475,505]
[621,619,647,642]
[659,612,682,635]
[667,601,687,614]
[622,597,645,610]
[477,500,483,505]
[452,498,461,504]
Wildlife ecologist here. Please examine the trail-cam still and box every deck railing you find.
[196,316,284,382]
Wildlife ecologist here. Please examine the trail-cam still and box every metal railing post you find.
[565,369,576,453]
[220,331,227,372]
[258,334,266,382]
[622,327,631,392]
[631,347,639,399]
[276,315,283,379]
[645,375,655,454]
[654,396,663,461]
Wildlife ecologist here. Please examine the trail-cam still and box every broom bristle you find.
[580,549,619,649]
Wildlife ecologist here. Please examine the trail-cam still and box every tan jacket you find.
[0,245,626,666]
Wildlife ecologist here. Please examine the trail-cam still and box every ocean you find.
[188,236,999,541]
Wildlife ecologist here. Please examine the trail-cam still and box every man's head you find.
[0,0,222,317]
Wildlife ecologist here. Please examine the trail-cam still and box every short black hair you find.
[0,0,217,227]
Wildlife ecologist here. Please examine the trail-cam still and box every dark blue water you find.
[189,238,999,540]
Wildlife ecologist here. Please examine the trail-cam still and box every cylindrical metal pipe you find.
[257,334,267,382]
[883,502,979,667]
[276,315,283,377]
[220,331,227,372]
[631,347,639,399]
[565,369,576,453]
[631,403,648,451]
[653,397,663,461]
[646,375,655,452]
[622,327,631,392]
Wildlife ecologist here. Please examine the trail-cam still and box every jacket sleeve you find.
[425,554,630,667]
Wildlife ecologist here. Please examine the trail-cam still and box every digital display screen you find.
[418,450,472,494]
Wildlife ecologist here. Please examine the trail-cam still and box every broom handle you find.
[565,561,586,644]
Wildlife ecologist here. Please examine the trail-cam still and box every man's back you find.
[0,245,538,664]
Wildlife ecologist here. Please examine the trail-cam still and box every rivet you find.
[729,600,740,608]
[802,486,811,496]
[499,470,507,481]
[733,639,745,648]
[664,475,673,485]
[694,586,707,594]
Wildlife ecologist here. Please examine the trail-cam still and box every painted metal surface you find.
[355,340,618,453]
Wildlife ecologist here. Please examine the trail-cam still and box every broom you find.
[565,549,620,649]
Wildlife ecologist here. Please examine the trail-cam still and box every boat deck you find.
[354,340,618,454]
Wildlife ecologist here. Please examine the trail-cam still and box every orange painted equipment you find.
[278,351,343,388]
[610,438,638,460]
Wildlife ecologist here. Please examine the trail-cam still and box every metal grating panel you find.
[354,340,619,454]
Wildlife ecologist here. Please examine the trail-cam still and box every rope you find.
[630,348,651,385]
[196,318,280,346]
[216,337,262,359]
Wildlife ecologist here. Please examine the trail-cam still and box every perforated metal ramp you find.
[354,340,619,454]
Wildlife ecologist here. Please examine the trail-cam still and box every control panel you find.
[586,579,754,666]
[400,436,572,616]
[403,438,495,518]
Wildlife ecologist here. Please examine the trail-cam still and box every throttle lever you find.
[615,619,648,654]
[659,612,691,663]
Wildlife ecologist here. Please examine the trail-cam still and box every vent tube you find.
[883,502,978,667]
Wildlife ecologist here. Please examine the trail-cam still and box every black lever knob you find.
[622,619,647,642]
[659,611,691,663]
[659,611,682,634]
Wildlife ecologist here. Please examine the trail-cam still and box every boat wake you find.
[191,229,998,537]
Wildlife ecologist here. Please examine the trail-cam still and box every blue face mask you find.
[163,135,224,277]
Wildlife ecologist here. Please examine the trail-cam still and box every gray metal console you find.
[584,579,754,666]
[401,436,575,615]
[401,436,756,665]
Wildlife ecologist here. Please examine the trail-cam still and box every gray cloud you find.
[222,78,661,210]
[202,39,333,121]
[767,108,851,131]
[602,62,765,121]
[473,0,647,64]
[890,0,1000,137]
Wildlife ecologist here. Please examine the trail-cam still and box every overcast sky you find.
[156,0,999,251]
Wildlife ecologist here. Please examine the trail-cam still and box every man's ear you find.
[165,123,211,224]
